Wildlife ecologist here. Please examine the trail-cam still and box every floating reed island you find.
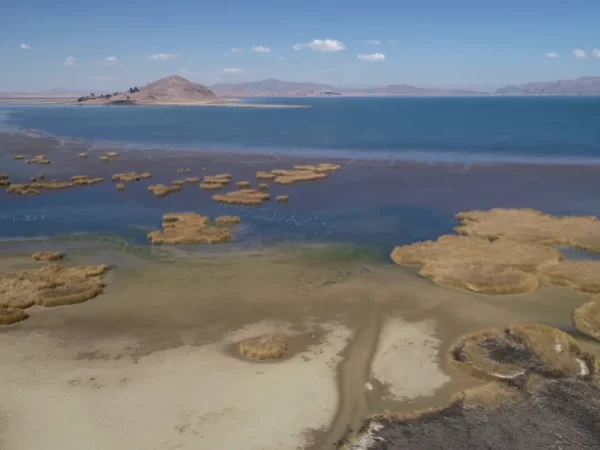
[112,172,152,182]
[238,334,287,361]
[148,184,181,197]
[5,175,105,195]
[0,173,10,186]
[0,263,109,325]
[391,208,600,296]
[212,188,271,206]
[214,215,241,225]
[27,155,50,165]
[253,163,340,185]
[147,212,239,244]
[200,173,232,190]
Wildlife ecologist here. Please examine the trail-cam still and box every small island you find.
[75,75,308,108]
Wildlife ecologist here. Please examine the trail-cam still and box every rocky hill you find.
[495,77,600,95]
[78,76,220,105]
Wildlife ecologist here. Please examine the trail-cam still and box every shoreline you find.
[3,128,600,168]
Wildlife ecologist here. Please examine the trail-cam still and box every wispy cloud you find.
[365,40,381,45]
[20,43,31,50]
[250,45,271,53]
[545,52,559,59]
[593,48,600,58]
[147,53,179,61]
[573,49,587,59]
[222,68,249,74]
[293,39,346,52]
[230,47,244,53]
[357,53,386,62]
[64,56,76,66]
[96,56,118,65]
[389,40,398,45]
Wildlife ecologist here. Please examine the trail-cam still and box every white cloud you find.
[573,49,587,59]
[250,45,271,53]
[20,43,31,50]
[545,52,559,59]
[593,48,600,58]
[104,56,118,63]
[357,52,386,62]
[64,56,76,66]
[365,40,381,45]
[293,39,346,52]
[230,47,244,53]
[147,53,179,61]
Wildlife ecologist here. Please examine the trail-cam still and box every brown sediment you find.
[185,177,200,183]
[258,183,269,190]
[6,184,40,195]
[32,251,64,262]
[256,171,276,180]
[573,295,600,340]
[212,189,270,206]
[0,307,28,325]
[236,181,251,188]
[449,324,590,381]
[148,184,181,197]
[0,263,108,310]
[147,213,233,244]
[277,195,290,203]
[13,155,25,160]
[390,235,561,295]
[238,334,287,361]
[79,153,88,158]
[456,208,600,253]
[116,183,125,192]
[215,215,241,225]
[172,179,186,186]
[539,260,600,294]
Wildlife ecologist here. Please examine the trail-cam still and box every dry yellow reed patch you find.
[0,307,28,326]
[449,324,588,381]
[215,216,241,225]
[79,153,88,158]
[100,155,110,162]
[30,181,74,190]
[236,181,251,188]
[13,155,25,160]
[112,172,140,182]
[27,155,50,165]
[148,213,233,244]
[204,174,232,185]
[391,235,562,295]
[200,182,225,190]
[258,183,269,190]
[172,179,186,186]
[276,195,290,203]
[212,189,270,206]
[177,168,192,174]
[185,177,200,183]
[573,295,600,341]
[272,169,328,185]
[139,172,152,179]
[71,176,104,186]
[148,184,181,197]
[238,334,287,361]
[32,252,64,262]
[456,208,600,252]
[294,163,341,173]
[116,183,125,192]
[256,171,276,180]
[0,264,108,309]
[105,152,119,158]
[539,260,600,294]
[6,184,40,195]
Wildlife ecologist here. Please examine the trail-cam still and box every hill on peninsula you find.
[77,75,221,105]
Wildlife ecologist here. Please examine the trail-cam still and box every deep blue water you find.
[2,96,600,163]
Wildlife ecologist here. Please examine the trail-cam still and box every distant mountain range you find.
[211,79,484,97]
[494,77,600,95]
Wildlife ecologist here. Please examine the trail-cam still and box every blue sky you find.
[1,0,600,92]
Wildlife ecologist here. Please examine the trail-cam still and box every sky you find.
[1,0,600,92]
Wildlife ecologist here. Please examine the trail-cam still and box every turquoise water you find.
[2,96,600,163]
